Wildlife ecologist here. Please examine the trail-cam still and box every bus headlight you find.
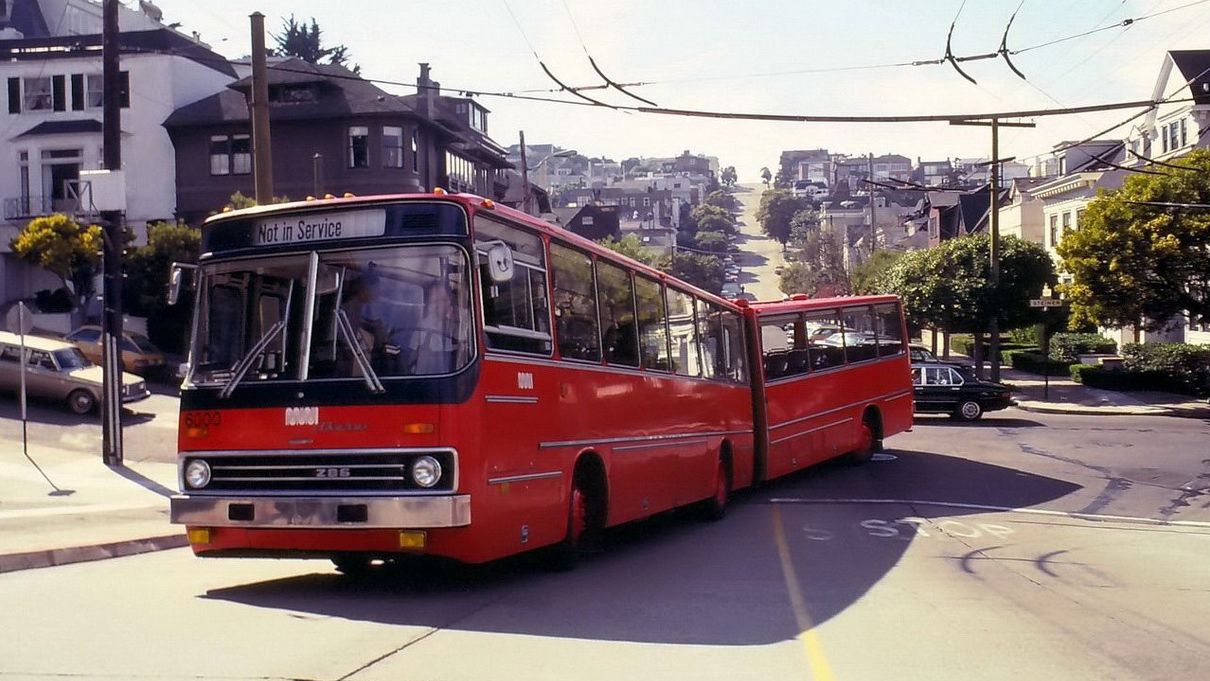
[411,456,442,488]
[185,460,212,489]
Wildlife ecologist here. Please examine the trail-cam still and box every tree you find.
[1057,149,1210,334]
[222,190,291,213]
[721,166,738,187]
[597,234,661,267]
[851,249,905,294]
[755,190,807,245]
[273,15,359,73]
[123,221,202,352]
[780,223,849,297]
[668,251,724,293]
[693,230,728,253]
[760,167,772,187]
[703,190,737,212]
[9,214,102,306]
[881,235,1055,333]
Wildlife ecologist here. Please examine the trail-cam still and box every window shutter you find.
[7,77,19,114]
[118,71,130,108]
[52,75,66,111]
[70,74,84,111]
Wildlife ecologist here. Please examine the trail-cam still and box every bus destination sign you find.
[254,209,386,246]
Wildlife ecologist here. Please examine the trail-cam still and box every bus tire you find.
[331,554,373,576]
[701,456,731,521]
[846,410,881,466]
[548,483,589,571]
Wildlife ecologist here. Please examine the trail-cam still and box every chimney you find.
[417,63,434,117]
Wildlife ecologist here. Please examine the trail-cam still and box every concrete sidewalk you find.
[1000,367,1210,418]
[0,443,185,573]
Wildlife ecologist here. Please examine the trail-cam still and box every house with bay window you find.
[166,61,513,225]
[0,0,236,305]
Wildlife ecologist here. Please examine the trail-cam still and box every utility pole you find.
[100,0,123,466]
[518,130,530,215]
[951,117,1035,383]
[312,153,324,197]
[867,153,876,258]
[250,12,274,202]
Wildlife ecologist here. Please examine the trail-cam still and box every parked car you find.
[720,282,743,298]
[0,331,151,414]
[64,325,166,376]
[910,343,970,367]
[911,361,1012,420]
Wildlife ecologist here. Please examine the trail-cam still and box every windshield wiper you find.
[335,309,386,393]
[219,320,288,399]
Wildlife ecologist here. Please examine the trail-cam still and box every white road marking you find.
[770,497,1210,529]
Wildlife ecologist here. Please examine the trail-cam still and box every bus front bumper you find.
[170,494,471,529]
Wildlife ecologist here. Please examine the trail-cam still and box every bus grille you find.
[184,450,456,495]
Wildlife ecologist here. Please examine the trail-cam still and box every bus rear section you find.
[745,295,913,480]
[170,194,755,568]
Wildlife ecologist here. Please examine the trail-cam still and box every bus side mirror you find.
[485,242,514,284]
[168,262,197,306]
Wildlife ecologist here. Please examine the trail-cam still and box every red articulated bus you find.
[741,294,914,479]
[170,192,757,571]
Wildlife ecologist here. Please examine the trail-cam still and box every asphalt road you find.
[0,376,180,463]
[733,183,786,302]
[3,409,1209,681]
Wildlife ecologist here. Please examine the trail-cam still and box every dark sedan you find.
[910,362,1013,420]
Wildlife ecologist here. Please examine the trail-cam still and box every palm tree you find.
[760,167,772,188]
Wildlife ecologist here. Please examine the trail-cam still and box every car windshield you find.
[52,347,92,369]
[129,334,159,354]
[188,244,473,387]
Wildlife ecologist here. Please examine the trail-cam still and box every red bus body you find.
[171,193,755,564]
[169,193,910,567]
[743,295,914,479]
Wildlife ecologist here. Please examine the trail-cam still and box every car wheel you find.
[67,389,97,415]
[954,400,983,421]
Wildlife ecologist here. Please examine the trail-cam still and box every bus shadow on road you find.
[201,450,1079,646]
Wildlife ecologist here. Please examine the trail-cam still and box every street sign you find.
[1029,299,1063,308]
[5,303,33,334]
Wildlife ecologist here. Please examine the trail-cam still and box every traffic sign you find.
[1029,299,1063,308]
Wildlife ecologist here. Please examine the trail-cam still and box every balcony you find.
[3,196,79,220]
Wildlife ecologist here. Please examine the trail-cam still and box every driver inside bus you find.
[340,270,404,374]
[408,279,458,374]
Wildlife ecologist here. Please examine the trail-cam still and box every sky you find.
[147,0,1210,181]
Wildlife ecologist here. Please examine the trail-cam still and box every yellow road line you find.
[772,505,837,681]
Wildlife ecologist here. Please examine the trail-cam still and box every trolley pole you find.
[100,0,123,466]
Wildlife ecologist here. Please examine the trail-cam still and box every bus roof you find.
[747,294,900,316]
[202,191,744,312]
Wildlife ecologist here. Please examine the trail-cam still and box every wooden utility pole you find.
[950,117,1035,383]
[100,0,123,466]
[518,130,530,215]
[250,12,274,202]
[867,153,876,258]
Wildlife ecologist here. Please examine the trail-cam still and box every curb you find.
[0,534,189,574]
[1014,401,1169,417]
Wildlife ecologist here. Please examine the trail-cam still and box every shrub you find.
[1122,343,1210,396]
[1069,363,1099,383]
[1048,333,1117,363]
[1007,326,1040,348]
[949,333,1031,362]
[1008,351,1071,376]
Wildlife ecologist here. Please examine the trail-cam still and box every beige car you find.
[0,331,150,414]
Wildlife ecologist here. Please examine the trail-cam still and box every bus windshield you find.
[188,244,474,387]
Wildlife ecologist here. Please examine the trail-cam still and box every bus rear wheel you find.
[846,415,879,465]
[701,457,730,521]
[548,485,589,571]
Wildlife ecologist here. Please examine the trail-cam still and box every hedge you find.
[1005,350,1071,376]
[1048,333,1117,363]
[1069,363,1099,383]
[949,334,1033,362]
[1122,343,1210,396]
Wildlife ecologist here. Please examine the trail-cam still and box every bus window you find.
[550,243,601,362]
[720,312,747,383]
[475,217,551,355]
[805,309,845,370]
[697,300,723,380]
[874,303,905,356]
[760,314,795,379]
[842,306,879,363]
[635,275,669,371]
[666,288,701,377]
[597,260,640,367]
